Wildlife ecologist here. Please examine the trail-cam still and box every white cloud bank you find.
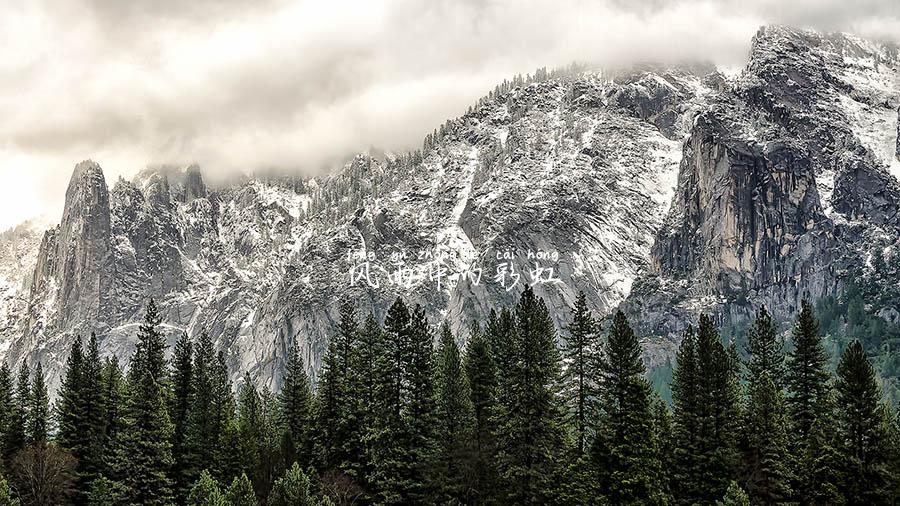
[0,0,898,229]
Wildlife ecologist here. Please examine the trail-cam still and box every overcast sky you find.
[1,0,899,230]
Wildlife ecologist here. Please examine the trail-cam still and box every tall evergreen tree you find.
[596,311,665,505]
[210,351,237,481]
[4,362,28,462]
[268,462,317,506]
[367,298,412,504]
[562,292,600,456]
[99,357,125,472]
[672,317,741,504]
[27,362,48,445]
[433,322,474,503]
[653,396,674,501]
[785,300,832,500]
[315,302,357,472]
[345,312,381,487]
[742,308,792,503]
[186,331,216,483]
[835,340,893,503]
[671,326,700,504]
[225,473,258,506]
[0,364,12,467]
[743,373,793,503]
[404,304,437,502]
[463,323,499,505]
[115,299,175,506]
[279,341,313,469]
[188,470,226,506]
[744,306,784,387]
[497,287,565,504]
[57,334,105,504]
[170,332,194,501]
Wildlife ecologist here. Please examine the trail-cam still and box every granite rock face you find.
[2,26,900,390]
[625,26,900,349]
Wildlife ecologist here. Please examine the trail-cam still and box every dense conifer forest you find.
[0,287,898,505]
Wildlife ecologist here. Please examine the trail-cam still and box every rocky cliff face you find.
[625,26,900,348]
[2,26,899,390]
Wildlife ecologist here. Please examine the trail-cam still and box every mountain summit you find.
[1,26,899,392]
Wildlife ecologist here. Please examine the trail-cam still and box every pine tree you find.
[225,473,258,506]
[210,351,237,481]
[115,299,175,506]
[0,472,18,506]
[671,326,700,504]
[742,308,792,503]
[188,470,227,506]
[597,311,665,505]
[743,373,792,503]
[57,334,105,504]
[835,340,892,503]
[0,365,11,467]
[57,336,86,452]
[563,292,600,456]
[433,322,474,503]
[404,304,437,501]
[345,312,380,487]
[86,476,128,506]
[268,462,317,506]
[463,322,499,504]
[744,306,784,387]
[4,362,28,462]
[279,341,313,469]
[672,317,741,505]
[27,362,48,445]
[170,332,194,501]
[653,396,674,500]
[497,287,565,504]
[367,298,412,504]
[236,374,263,493]
[315,302,357,472]
[716,481,749,506]
[803,389,844,505]
[785,300,831,499]
[98,358,125,472]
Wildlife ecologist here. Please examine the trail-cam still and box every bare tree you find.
[319,470,364,506]
[11,444,76,506]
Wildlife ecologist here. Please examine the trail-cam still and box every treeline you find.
[0,288,898,505]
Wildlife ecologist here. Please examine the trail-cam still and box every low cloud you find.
[0,0,898,228]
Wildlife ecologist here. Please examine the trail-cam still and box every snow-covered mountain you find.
[1,26,899,392]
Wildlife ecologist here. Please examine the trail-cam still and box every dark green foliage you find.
[671,316,742,505]
[835,340,893,503]
[403,304,437,502]
[562,292,600,456]
[268,462,317,506]
[225,473,258,506]
[653,396,674,500]
[314,302,357,473]
[98,358,125,470]
[27,362,48,445]
[115,299,175,506]
[744,306,785,386]
[56,334,107,505]
[716,481,749,506]
[742,373,792,503]
[279,341,314,469]
[496,287,565,504]
[86,476,128,506]
[188,470,226,506]
[367,298,413,504]
[433,322,474,503]
[0,472,18,506]
[463,322,499,504]
[170,332,193,500]
[4,363,28,462]
[597,311,665,505]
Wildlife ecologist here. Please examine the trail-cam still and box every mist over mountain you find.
[0,26,898,400]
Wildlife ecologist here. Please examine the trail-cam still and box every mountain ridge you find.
[2,25,899,394]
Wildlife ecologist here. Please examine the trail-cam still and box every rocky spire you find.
[34,161,112,331]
